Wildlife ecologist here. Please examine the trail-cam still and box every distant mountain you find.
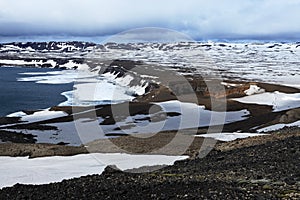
[0,41,97,53]
[0,41,299,85]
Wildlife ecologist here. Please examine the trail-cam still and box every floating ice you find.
[18,70,96,84]
[7,109,68,124]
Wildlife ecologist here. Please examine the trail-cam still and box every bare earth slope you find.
[0,127,299,199]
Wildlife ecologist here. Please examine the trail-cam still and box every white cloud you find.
[0,0,299,40]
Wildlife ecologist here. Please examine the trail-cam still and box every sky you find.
[0,0,300,42]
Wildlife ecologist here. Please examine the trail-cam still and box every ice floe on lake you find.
[17,68,148,106]
[18,69,96,84]
[7,109,68,124]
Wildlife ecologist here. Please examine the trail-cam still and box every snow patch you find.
[0,153,188,189]
[63,80,134,106]
[18,70,95,84]
[0,59,41,66]
[60,61,89,70]
[232,92,300,112]
[7,109,68,124]
[245,85,265,95]
[257,120,300,132]
[104,101,250,135]
[221,82,243,87]
[195,132,268,142]
[6,111,27,118]
[17,69,142,106]
[102,72,148,96]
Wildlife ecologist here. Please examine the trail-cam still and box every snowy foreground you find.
[0,153,188,189]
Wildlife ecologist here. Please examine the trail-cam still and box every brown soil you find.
[216,126,300,152]
[0,126,298,160]
[86,131,216,158]
[0,143,87,158]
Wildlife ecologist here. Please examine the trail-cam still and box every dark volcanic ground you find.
[0,130,299,199]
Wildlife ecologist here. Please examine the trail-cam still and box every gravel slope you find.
[0,130,299,199]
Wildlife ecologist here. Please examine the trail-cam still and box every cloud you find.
[0,0,299,40]
[104,28,194,43]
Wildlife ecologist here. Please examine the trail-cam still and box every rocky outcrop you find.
[101,59,143,77]
[0,130,36,143]
[0,143,87,158]
[279,108,300,123]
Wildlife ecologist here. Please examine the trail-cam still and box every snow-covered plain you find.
[1,41,299,86]
[90,42,300,87]
[0,153,188,189]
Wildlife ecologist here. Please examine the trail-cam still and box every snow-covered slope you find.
[0,153,188,189]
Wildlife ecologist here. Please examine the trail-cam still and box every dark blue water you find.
[0,67,73,116]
